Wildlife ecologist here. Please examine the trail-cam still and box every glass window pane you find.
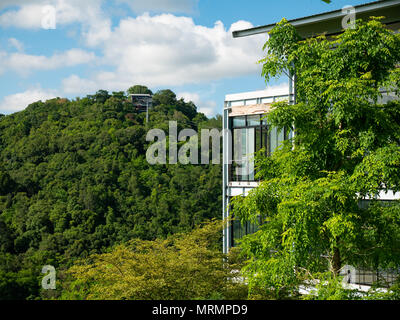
[287,128,294,140]
[255,126,262,152]
[264,129,270,156]
[248,221,259,234]
[232,220,241,246]
[275,95,289,102]
[277,128,285,145]
[233,128,246,181]
[270,126,278,154]
[240,129,248,181]
[233,128,242,181]
[230,198,262,246]
[247,114,260,126]
[270,127,286,155]
[232,116,246,127]
[231,100,244,107]
[262,97,273,103]
[246,128,255,180]
[232,128,255,181]
[245,99,257,105]
[261,114,268,126]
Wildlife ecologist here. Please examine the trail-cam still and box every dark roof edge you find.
[232,0,400,38]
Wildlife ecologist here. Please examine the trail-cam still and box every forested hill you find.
[0,86,222,299]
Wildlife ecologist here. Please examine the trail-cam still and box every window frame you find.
[229,114,270,182]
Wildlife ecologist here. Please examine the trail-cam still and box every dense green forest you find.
[0,86,222,300]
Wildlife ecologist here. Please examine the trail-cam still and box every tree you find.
[59,220,247,300]
[0,86,222,300]
[127,85,153,95]
[152,89,177,106]
[231,18,400,298]
[93,90,110,104]
[0,169,15,195]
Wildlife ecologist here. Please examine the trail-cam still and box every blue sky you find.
[0,0,371,116]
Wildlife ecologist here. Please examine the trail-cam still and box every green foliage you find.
[0,85,222,300]
[153,89,177,106]
[59,220,247,300]
[232,18,400,299]
[363,281,400,300]
[303,273,361,300]
[127,85,153,95]
[0,269,38,300]
[303,273,400,300]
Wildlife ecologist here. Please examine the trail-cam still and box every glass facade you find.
[232,128,255,180]
[229,200,262,247]
[232,116,246,127]
[231,217,260,247]
[228,115,292,246]
[230,114,288,181]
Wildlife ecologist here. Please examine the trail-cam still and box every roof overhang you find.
[232,0,400,39]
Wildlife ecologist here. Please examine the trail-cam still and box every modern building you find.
[130,94,153,123]
[232,0,400,39]
[222,86,294,253]
[222,0,400,286]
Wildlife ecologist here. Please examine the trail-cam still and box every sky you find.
[0,0,373,116]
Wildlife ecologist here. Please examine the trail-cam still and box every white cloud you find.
[0,0,111,46]
[8,38,24,52]
[0,88,59,114]
[61,14,266,94]
[0,2,266,88]
[117,0,198,13]
[0,3,268,110]
[177,92,216,117]
[57,0,112,46]
[0,1,41,11]
[0,49,96,76]
[0,51,6,75]
[0,1,88,28]
[62,75,98,95]
[266,82,290,94]
[0,3,44,29]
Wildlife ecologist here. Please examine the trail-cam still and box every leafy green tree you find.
[153,89,177,106]
[59,220,247,300]
[0,269,38,300]
[0,170,15,195]
[232,18,400,298]
[0,85,222,300]
[111,91,127,100]
[127,85,153,95]
[93,90,111,104]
